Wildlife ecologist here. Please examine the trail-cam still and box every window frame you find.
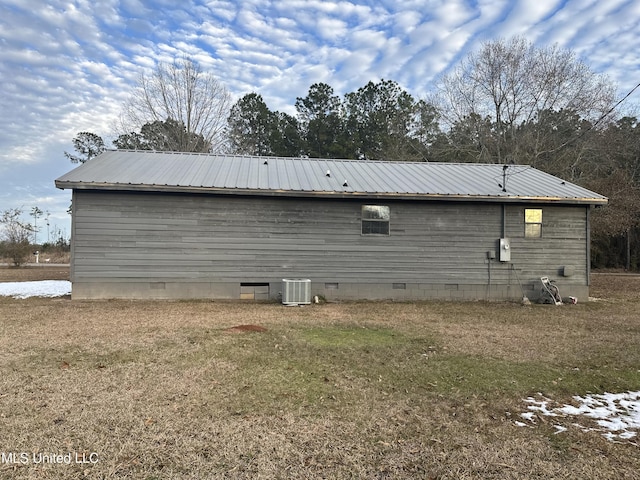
[524,208,543,238]
[361,205,390,236]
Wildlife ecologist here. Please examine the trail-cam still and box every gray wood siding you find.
[71,191,589,290]
[505,205,588,286]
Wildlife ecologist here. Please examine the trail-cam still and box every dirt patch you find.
[225,324,268,333]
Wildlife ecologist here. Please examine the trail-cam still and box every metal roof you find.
[55,150,608,205]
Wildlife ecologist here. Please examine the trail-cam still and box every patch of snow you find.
[0,280,71,299]
[524,396,559,416]
[515,391,640,442]
[520,412,536,421]
[553,425,568,434]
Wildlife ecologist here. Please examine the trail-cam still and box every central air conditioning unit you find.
[282,279,311,305]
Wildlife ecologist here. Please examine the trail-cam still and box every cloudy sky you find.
[1,0,639,240]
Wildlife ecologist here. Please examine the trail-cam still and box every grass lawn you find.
[0,268,639,479]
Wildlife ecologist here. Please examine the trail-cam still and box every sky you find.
[1,0,639,241]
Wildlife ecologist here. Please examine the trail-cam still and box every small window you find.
[362,205,390,235]
[525,209,543,238]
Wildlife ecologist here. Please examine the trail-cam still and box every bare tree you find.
[117,57,232,153]
[433,37,616,165]
[30,206,43,245]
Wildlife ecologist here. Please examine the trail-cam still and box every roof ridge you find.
[105,150,525,167]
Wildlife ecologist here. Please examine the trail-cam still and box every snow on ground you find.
[0,280,71,299]
[516,391,640,442]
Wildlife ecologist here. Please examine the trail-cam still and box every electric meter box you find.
[499,238,511,262]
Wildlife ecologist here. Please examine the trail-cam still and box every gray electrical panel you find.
[499,238,511,262]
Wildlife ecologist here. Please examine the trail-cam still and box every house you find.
[55,150,607,302]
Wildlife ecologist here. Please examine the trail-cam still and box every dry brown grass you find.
[0,270,639,479]
[0,265,70,282]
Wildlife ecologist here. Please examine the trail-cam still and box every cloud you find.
[202,0,238,22]
[1,0,639,242]
[316,16,349,41]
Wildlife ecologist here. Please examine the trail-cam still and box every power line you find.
[547,81,640,154]
[599,81,640,125]
[497,83,640,191]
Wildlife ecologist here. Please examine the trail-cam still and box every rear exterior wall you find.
[70,190,591,301]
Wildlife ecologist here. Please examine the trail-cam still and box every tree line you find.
[66,37,640,271]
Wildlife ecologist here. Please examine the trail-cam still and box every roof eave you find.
[55,181,608,206]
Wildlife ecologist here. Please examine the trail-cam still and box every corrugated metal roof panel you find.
[54,150,608,205]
